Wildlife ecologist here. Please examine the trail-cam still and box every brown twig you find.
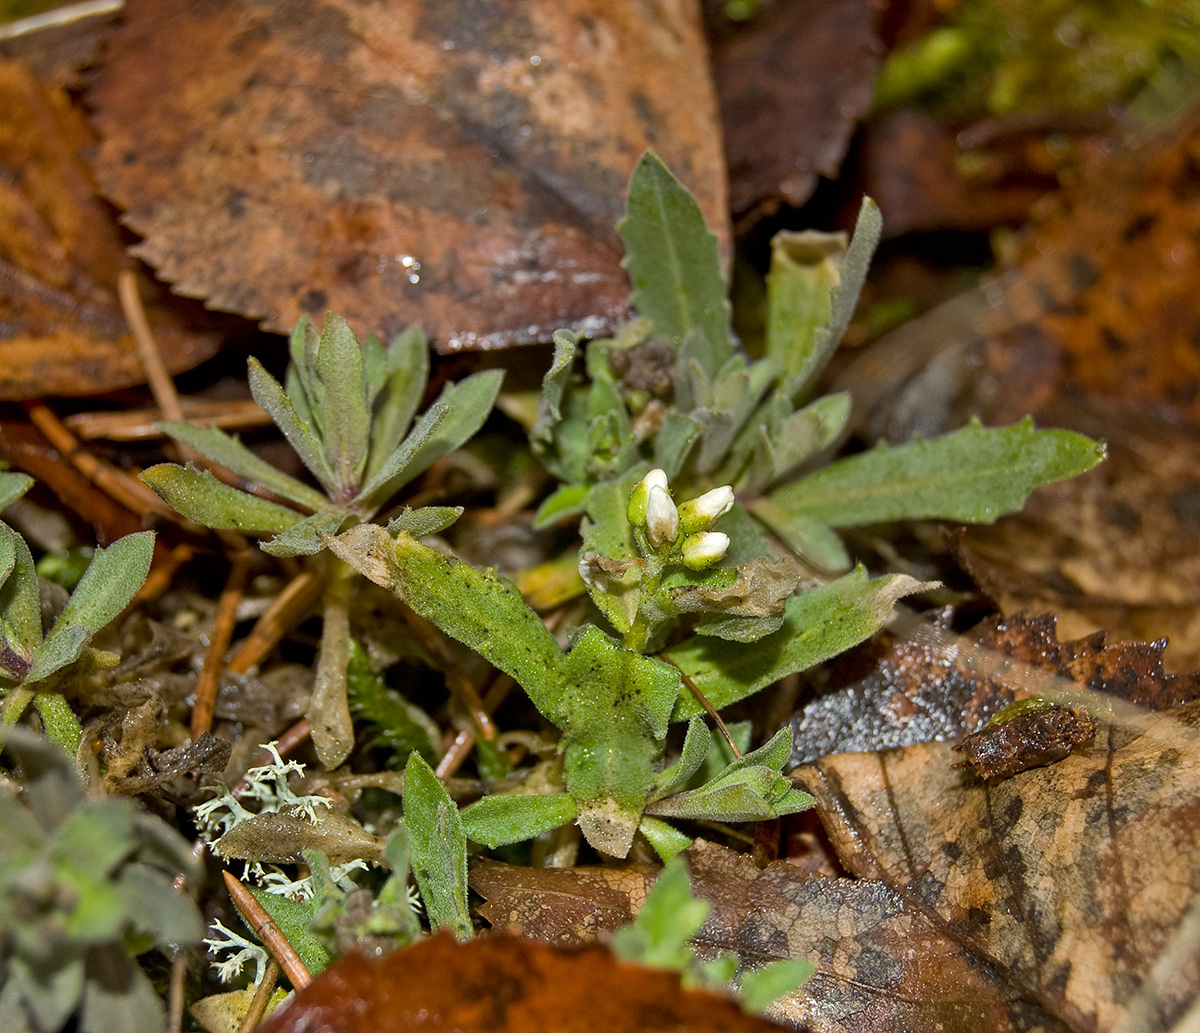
[65,398,271,443]
[659,651,742,759]
[118,269,187,424]
[192,547,254,737]
[226,570,325,675]
[167,951,188,1033]
[434,673,517,780]
[238,958,281,1033]
[222,871,312,990]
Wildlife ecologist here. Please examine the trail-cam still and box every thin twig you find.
[659,651,742,759]
[222,871,312,989]
[167,951,187,1033]
[435,673,516,779]
[238,958,281,1033]
[192,547,254,737]
[118,270,187,424]
[65,398,270,442]
[227,570,325,675]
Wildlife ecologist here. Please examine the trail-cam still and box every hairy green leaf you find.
[259,506,351,557]
[248,357,336,492]
[460,793,578,848]
[765,229,846,387]
[403,753,471,940]
[364,326,429,483]
[610,857,708,971]
[747,499,850,572]
[155,422,327,512]
[1,521,42,673]
[325,525,566,719]
[313,313,371,493]
[668,569,932,719]
[385,506,463,539]
[245,888,333,976]
[141,465,303,534]
[768,418,1106,526]
[619,152,732,361]
[50,531,153,640]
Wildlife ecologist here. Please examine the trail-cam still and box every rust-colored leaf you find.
[790,611,1200,765]
[711,0,883,219]
[795,700,1200,1032]
[88,0,727,352]
[0,58,218,399]
[256,931,789,1033]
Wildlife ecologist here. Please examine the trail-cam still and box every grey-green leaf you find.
[668,568,932,719]
[386,506,464,539]
[619,152,732,362]
[154,422,327,511]
[259,506,352,557]
[767,418,1106,527]
[531,329,578,453]
[50,531,154,639]
[1,521,42,670]
[248,357,336,492]
[313,313,371,492]
[364,325,430,483]
[403,752,472,940]
[141,464,304,534]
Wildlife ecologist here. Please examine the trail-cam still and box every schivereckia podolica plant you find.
[139,318,502,766]
[1,472,154,755]
[325,151,1105,861]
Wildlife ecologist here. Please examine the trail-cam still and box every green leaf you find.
[765,229,846,387]
[244,887,334,976]
[609,856,708,972]
[0,472,34,511]
[747,499,850,572]
[24,626,88,685]
[313,313,371,493]
[346,637,440,765]
[653,412,700,481]
[739,960,815,1014]
[325,525,567,720]
[530,329,578,455]
[403,752,472,940]
[533,484,589,528]
[637,816,694,862]
[154,422,327,511]
[43,531,154,642]
[259,506,352,557]
[668,568,931,719]
[767,418,1107,527]
[385,506,463,539]
[141,464,305,533]
[114,863,204,944]
[650,715,711,798]
[784,197,883,402]
[364,326,429,483]
[619,152,732,361]
[248,357,337,492]
[359,370,503,512]
[460,793,578,848]
[1,521,42,675]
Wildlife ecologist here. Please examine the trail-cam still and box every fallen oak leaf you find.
[794,699,1200,1032]
[89,0,728,352]
[255,931,792,1033]
[0,58,218,399]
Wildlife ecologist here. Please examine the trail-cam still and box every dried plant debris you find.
[789,611,1200,766]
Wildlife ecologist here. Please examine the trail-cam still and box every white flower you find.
[645,485,680,548]
[678,485,735,534]
[681,531,730,570]
[642,468,669,493]
[627,468,670,526]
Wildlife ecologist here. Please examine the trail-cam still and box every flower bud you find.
[627,468,670,526]
[645,485,680,548]
[681,531,730,570]
[677,485,735,534]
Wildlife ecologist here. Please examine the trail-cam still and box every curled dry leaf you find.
[0,58,218,399]
[789,611,1200,766]
[256,931,790,1033]
[89,0,727,351]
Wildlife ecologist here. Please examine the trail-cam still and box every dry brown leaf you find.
[256,931,790,1033]
[795,700,1200,1032]
[790,611,1200,765]
[89,0,727,352]
[711,0,883,219]
[0,58,217,399]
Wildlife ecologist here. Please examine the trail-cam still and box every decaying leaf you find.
[255,931,789,1033]
[89,0,727,351]
[213,808,385,866]
[710,0,884,218]
[789,611,1200,766]
[0,58,218,399]
[794,699,1200,1032]
[954,699,1096,780]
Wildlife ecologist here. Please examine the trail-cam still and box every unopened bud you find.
[678,485,735,534]
[645,485,680,548]
[681,531,730,570]
[627,468,670,526]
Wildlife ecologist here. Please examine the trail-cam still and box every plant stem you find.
[308,555,356,768]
